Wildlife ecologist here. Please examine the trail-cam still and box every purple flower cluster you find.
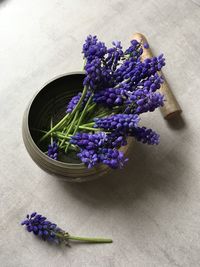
[66,91,91,113]
[125,39,143,58]
[127,89,164,114]
[106,41,124,71]
[77,149,99,168]
[93,78,164,114]
[70,132,128,169]
[107,132,127,148]
[98,148,128,169]
[129,127,160,145]
[83,57,111,90]
[70,132,107,150]
[94,114,140,132]
[82,35,107,62]
[47,35,165,169]
[21,212,64,243]
[93,87,127,107]
[113,54,165,89]
[66,93,82,113]
[48,141,58,160]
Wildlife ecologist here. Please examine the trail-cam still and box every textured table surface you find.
[1,0,200,266]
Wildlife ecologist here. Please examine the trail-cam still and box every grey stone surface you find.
[0,0,200,266]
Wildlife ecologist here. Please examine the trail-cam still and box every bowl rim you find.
[23,71,108,170]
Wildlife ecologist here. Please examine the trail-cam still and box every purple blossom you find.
[48,141,58,160]
[21,212,64,243]
[125,39,143,59]
[77,149,98,169]
[83,57,112,90]
[66,91,91,113]
[94,114,140,132]
[82,35,107,61]
[70,132,107,150]
[93,87,127,106]
[129,127,160,145]
[137,73,164,92]
[106,41,124,71]
[143,54,165,73]
[143,42,149,49]
[128,90,164,114]
[107,132,128,148]
[66,93,81,113]
[114,57,139,84]
[77,147,128,169]
[98,148,128,169]
[94,73,164,112]
[114,54,165,87]
[70,132,128,169]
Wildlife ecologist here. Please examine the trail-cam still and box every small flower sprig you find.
[21,212,113,245]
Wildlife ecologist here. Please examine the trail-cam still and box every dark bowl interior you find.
[28,72,85,164]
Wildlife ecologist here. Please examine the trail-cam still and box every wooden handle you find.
[132,33,182,120]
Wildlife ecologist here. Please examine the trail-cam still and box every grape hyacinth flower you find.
[83,57,112,90]
[66,92,82,113]
[143,42,149,49]
[70,132,108,150]
[21,212,64,243]
[77,149,99,169]
[77,147,128,169]
[94,73,164,111]
[114,57,140,84]
[98,148,128,169]
[93,87,127,107]
[137,73,164,92]
[129,127,160,145]
[125,39,143,59]
[106,41,124,71]
[114,54,165,87]
[48,141,58,160]
[94,114,140,132]
[82,35,107,62]
[127,89,165,114]
[71,132,128,169]
[21,212,112,245]
[66,91,91,113]
[107,132,128,148]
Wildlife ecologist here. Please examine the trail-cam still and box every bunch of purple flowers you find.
[40,35,165,169]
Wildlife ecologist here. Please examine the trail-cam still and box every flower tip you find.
[31,212,37,218]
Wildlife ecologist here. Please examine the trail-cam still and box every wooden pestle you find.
[132,33,182,120]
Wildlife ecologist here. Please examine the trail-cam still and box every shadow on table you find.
[57,138,188,211]
[0,0,9,4]
[166,114,186,130]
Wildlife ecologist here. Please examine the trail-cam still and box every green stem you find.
[81,122,94,127]
[78,126,99,131]
[68,235,113,243]
[60,110,79,147]
[55,133,71,140]
[65,94,93,153]
[59,142,77,151]
[50,118,53,145]
[69,85,87,120]
[39,86,88,143]
[87,103,96,113]
[74,94,93,133]
[57,127,66,146]
[39,113,70,143]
